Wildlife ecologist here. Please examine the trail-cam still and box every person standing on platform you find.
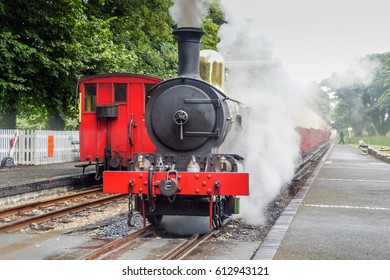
[339,130,345,144]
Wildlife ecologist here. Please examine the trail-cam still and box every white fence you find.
[0,129,79,165]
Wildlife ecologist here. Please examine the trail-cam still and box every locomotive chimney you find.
[173,27,204,78]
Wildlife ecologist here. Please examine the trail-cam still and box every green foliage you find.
[201,18,220,50]
[201,0,225,50]
[304,81,332,125]
[365,53,390,135]
[84,0,178,78]
[322,53,390,136]
[0,0,225,129]
[348,135,390,147]
[0,0,88,129]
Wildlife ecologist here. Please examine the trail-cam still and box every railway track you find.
[82,225,154,260]
[0,188,126,233]
[293,142,330,181]
[161,230,218,260]
[81,226,218,260]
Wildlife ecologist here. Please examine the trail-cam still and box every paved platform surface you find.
[254,143,390,260]
[0,162,96,201]
[0,162,93,185]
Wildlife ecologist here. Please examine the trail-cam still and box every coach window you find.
[84,84,96,112]
[114,84,127,103]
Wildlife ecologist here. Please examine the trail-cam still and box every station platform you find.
[0,162,96,203]
[254,143,390,260]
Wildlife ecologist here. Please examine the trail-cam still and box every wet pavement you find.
[254,143,390,260]
[0,231,95,260]
[0,162,96,205]
[0,162,95,186]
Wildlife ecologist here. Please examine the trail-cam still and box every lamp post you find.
[348,127,353,143]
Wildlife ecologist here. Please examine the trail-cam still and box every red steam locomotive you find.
[78,28,249,229]
[78,27,331,230]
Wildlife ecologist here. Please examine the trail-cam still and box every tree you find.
[0,0,177,129]
[0,0,225,129]
[201,0,225,50]
[0,0,89,129]
[334,86,367,135]
[0,31,34,128]
[365,53,390,135]
[84,0,177,78]
[305,81,332,125]
[322,53,390,136]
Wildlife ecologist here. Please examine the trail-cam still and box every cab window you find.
[114,84,127,103]
[84,84,96,112]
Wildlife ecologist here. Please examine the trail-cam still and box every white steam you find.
[221,0,390,84]
[218,0,385,226]
[165,0,388,227]
[169,0,213,28]
[161,216,210,235]
[218,0,303,225]
[327,56,382,88]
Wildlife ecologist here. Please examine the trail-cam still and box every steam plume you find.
[218,1,302,225]
[169,0,213,27]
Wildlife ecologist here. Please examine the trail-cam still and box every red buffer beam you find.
[104,171,249,196]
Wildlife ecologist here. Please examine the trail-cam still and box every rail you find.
[0,192,126,233]
[81,225,155,260]
[161,230,218,260]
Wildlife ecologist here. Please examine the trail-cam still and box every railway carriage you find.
[78,73,161,176]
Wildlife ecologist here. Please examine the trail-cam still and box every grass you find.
[342,135,390,155]
[370,146,390,155]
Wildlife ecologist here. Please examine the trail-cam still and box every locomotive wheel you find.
[147,215,163,226]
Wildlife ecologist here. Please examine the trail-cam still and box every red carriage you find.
[78,73,161,175]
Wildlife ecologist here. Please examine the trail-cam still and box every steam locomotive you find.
[78,27,249,229]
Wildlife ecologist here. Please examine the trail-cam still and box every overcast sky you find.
[220,0,390,84]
